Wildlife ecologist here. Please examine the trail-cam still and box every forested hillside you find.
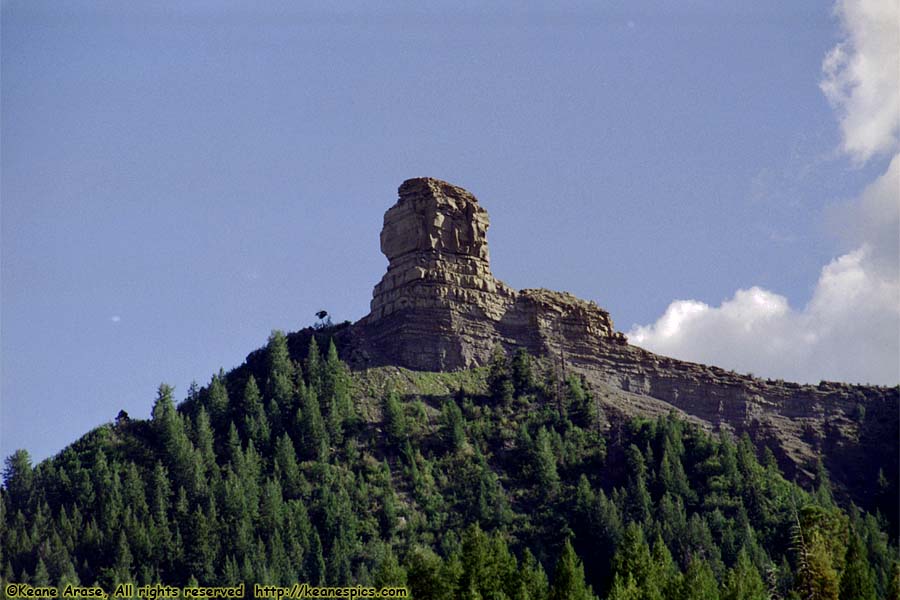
[2,330,898,599]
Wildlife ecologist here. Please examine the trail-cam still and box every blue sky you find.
[3,0,898,463]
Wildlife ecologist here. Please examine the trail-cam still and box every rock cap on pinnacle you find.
[381,177,491,262]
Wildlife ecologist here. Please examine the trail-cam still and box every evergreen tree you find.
[266,331,295,429]
[242,376,270,448]
[681,558,719,600]
[306,529,326,586]
[152,384,198,496]
[549,539,596,600]
[297,389,328,461]
[612,522,662,600]
[112,530,134,584]
[193,408,217,479]
[487,345,514,406]
[373,547,407,589]
[793,506,843,600]
[722,549,767,600]
[383,391,408,448]
[305,337,323,398]
[607,573,642,600]
[440,398,467,452]
[533,426,560,496]
[566,375,596,428]
[519,549,549,600]
[406,546,457,600]
[152,383,177,425]
[2,449,33,511]
[378,461,399,539]
[33,558,50,586]
[840,529,877,600]
[273,434,301,499]
[323,340,353,429]
[511,348,535,396]
[625,444,652,524]
[206,370,230,429]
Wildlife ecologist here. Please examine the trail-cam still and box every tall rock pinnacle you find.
[368,177,514,325]
[359,177,624,370]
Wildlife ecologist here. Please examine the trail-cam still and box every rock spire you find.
[359,177,624,370]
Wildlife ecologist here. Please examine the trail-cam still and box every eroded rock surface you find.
[358,177,624,370]
[335,177,897,501]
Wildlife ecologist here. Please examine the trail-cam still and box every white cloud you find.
[630,0,900,385]
[630,158,900,385]
[820,0,900,163]
[828,152,900,275]
[110,315,121,323]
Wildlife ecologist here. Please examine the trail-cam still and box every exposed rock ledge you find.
[356,177,625,371]
[326,177,897,506]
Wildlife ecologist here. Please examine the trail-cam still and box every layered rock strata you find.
[337,177,897,501]
[357,177,624,370]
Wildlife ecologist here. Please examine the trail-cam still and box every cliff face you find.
[344,177,897,500]
[357,177,623,370]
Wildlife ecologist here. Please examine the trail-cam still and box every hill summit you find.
[335,178,897,498]
[2,178,897,598]
[355,177,625,371]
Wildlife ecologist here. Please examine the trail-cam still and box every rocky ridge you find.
[337,177,896,499]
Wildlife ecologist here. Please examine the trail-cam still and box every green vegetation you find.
[1,330,897,599]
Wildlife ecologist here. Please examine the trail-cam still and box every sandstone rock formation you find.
[357,177,625,370]
[368,177,514,325]
[335,177,897,499]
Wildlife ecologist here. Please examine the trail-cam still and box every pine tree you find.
[511,348,535,396]
[383,391,408,448]
[888,562,900,600]
[533,426,560,496]
[612,522,661,600]
[650,534,680,599]
[152,384,200,498]
[206,370,230,429]
[122,462,149,520]
[151,383,176,425]
[323,339,353,427]
[406,546,457,600]
[722,549,767,600]
[440,398,467,452]
[840,529,876,600]
[297,389,328,461]
[193,408,217,479]
[306,529,326,586]
[607,573,642,600]
[242,376,270,448]
[459,524,517,600]
[273,434,301,499]
[792,505,844,600]
[566,375,596,428]
[519,549,549,600]
[373,547,407,589]
[625,444,652,524]
[2,449,34,511]
[379,462,399,539]
[681,557,719,600]
[32,558,50,586]
[266,330,296,426]
[112,530,133,584]
[549,539,596,600]
[305,337,323,398]
[487,345,514,406]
